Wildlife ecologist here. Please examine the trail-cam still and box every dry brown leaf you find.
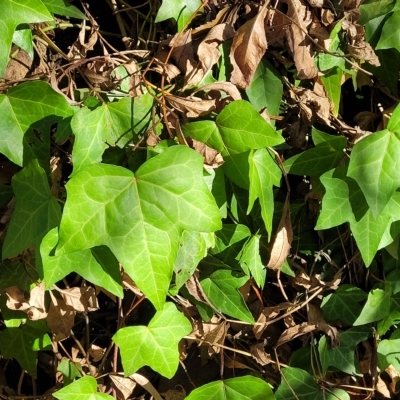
[4,286,29,311]
[47,297,76,341]
[130,373,163,400]
[192,6,239,37]
[225,354,254,370]
[166,94,216,118]
[191,139,224,168]
[386,365,400,394]
[250,342,273,366]
[193,81,242,101]
[185,23,235,87]
[50,156,62,198]
[267,196,293,270]
[282,0,318,79]
[26,282,47,320]
[152,60,181,82]
[253,303,292,338]
[109,375,136,400]
[190,317,228,355]
[67,19,99,60]
[60,286,99,312]
[160,387,186,400]
[348,42,380,66]
[230,3,269,89]
[308,302,340,347]
[169,30,196,76]
[123,59,143,97]
[292,85,332,125]
[88,344,105,362]
[376,375,391,398]
[4,46,33,82]
[275,322,317,348]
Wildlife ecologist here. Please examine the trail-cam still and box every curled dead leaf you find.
[282,0,318,79]
[60,286,99,312]
[230,3,269,89]
[250,342,273,366]
[110,375,137,400]
[166,94,216,118]
[267,196,293,270]
[191,139,224,168]
[185,23,235,87]
[47,297,76,341]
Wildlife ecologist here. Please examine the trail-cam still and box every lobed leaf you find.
[2,159,61,260]
[57,146,221,309]
[112,302,192,378]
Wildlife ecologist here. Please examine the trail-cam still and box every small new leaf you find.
[113,302,192,378]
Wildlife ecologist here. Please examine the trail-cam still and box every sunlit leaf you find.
[200,269,254,323]
[2,159,61,260]
[71,95,153,172]
[0,81,74,166]
[155,0,202,31]
[185,376,275,400]
[53,376,113,400]
[113,302,191,378]
[348,129,400,216]
[41,228,123,297]
[57,146,221,309]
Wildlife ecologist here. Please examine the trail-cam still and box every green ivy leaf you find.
[284,130,346,176]
[211,224,251,268]
[321,285,367,325]
[200,269,254,323]
[0,185,13,207]
[155,0,202,32]
[41,228,123,297]
[0,322,52,377]
[246,59,283,117]
[71,95,153,172]
[185,376,275,400]
[0,259,38,292]
[2,159,61,260]
[275,367,321,400]
[359,0,395,24]
[173,230,207,291]
[0,81,74,167]
[318,326,372,375]
[57,359,83,386]
[0,0,52,77]
[57,146,221,309]
[248,148,281,239]
[182,100,283,188]
[320,67,343,117]
[377,327,400,371]
[348,129,400,216]
[113,302,191,378]
[354,285,392,325]
[41,0,85,18]
[13,25,34,60]
[237,234,266,288]
[376,10,400,52]
[316,166,400,266]
[53,376,113,400]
